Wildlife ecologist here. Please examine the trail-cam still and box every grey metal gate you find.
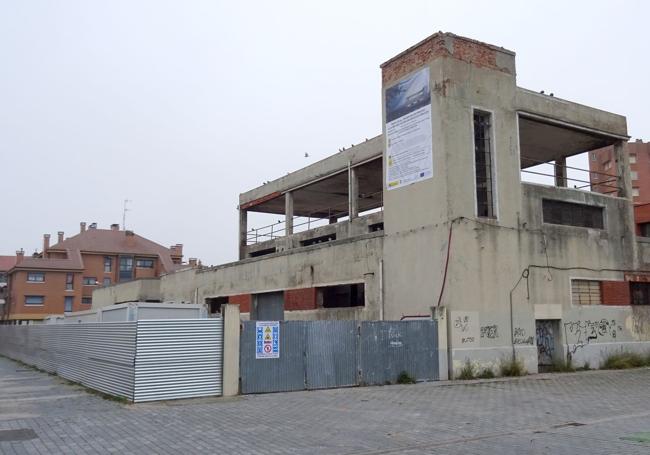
[359,321,438,385]
[240,320,438,394]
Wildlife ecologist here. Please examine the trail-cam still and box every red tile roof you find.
[12,250,84,271]
[0,255,17,272]
[48,229,179,272]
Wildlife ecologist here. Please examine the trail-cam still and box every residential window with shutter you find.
[571,280,602,305]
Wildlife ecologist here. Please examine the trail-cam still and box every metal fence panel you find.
[305,321,357,390]
[133,319,223,402]
[240,321,306,394]
[0,323,136,400]
[359,321,438,385]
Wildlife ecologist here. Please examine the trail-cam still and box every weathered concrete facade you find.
[94,32,650,377]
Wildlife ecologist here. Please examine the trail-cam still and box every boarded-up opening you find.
[571,279,602,305]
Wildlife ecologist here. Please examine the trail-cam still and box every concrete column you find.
[432,306,449,381]
[615,141,632,199]
[615,140,639,268]
[222,304,240,397]
[238,208,247,260]
[348,166,359,219]
[554,157,568,187]
[285,192,294,236]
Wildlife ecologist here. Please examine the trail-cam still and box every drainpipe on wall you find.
[379,260,384,321]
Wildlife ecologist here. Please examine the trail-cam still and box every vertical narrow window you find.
[473,110,496,218]
[65,273,74,291]
[104,256,112,273]
[119,256,133,282]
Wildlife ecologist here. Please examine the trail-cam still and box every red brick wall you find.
[227,289,318,313]
[284,288,317,311]
[634,204,650,234]
[381,33,512,86]
[601,281,630,306]
[228,294,251,313]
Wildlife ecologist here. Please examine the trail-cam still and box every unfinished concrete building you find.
[94,32,650,377]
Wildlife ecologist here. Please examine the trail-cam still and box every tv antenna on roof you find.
[122,199,132,230]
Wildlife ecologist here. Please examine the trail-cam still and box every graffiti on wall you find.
[454,315,470,332]
[628,307,650,341]
[451,311,479,347]
[564,319,622,354]
[480,325,499,339]
[513,327,534,345]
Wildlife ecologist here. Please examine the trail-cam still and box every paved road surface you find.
[1,356,650,454]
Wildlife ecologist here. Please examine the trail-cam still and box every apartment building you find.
[0,255,16,319]
[590,140,650,234]
[3,223,186,323]
[95,32,650,377]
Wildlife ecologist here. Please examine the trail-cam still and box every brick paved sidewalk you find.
[1,355,650,454]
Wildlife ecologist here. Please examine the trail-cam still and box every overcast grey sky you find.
[1,0,648,265]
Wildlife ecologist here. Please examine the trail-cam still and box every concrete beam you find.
[239,135,383,208]
[516,88,628,139]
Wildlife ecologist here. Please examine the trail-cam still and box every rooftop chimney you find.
[80,222,86,232]
[15,249,24,264]
[110,223,120,231]
[57,231,64,243]
[43,234,50,257]
[637,138,643,143]
[170,244,184,256]
[89,222,97,230]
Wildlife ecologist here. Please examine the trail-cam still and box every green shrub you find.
[477,367,495,379]
[396,371,416,384]
[457,359,476,380]
[602,351,650,370]
[499,357,526,377]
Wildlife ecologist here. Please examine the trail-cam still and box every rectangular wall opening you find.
[319,283,365,308]
[205,296,228,315]
[543,199,604,229]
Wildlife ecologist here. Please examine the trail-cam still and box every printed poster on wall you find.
[255,321,280,359]
[385,66,433,190]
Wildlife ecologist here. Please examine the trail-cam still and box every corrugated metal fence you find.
[240,320,438,394]
[0,319,223,402]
